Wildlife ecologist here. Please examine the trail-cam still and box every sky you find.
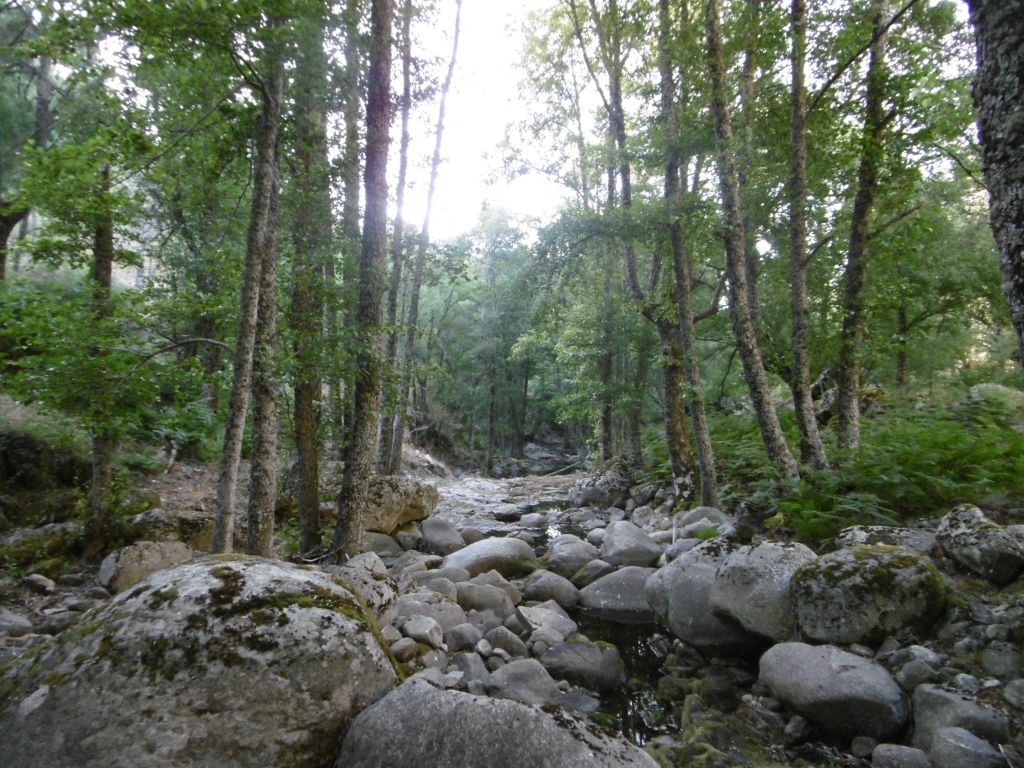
[399,0,569,241]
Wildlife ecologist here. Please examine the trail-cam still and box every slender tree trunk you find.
[658,321,697,491]
[0,212,25,282]
[246,163,281,557]
[626,341,651,467]
[836,0,891,451]
[739,0,763,337]
[788,0,829,469]
[84,166,116,558]
[391,0,462,474]
[332,0,395,559]
[291,18,332,554]
[967,0,1024,368]
[705,0,800,484]
[213,38,284,553]
[336,0,363,457]
[660,0,718,506]
[379,0,414,474]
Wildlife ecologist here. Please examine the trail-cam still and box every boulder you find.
[455,582,515,619]
[836,525,936,555]
[540,639,625,692]
[568,459,631,508]
[545,534,599,579]
[393,592,467,633]
[0,607,32,638]
[97,541,194,594]
[484,626,528,658]
[420,517,465,556]
[0,522,81,568]
[871,744,932,768]
[517,600,578,645]
[0,558,398,768]
[671,507,735,539]
[599,521,662,567]
[929,726,1004,768]
[709,541,816,642]
[443,537,537,577]
[129,507,216,551]
[578,566,656,624]
[759,642,908,740]
[470,570,521,604]
[523,569,579,609]
[363,476,440,535]
[571,559,614,587]
[323,553,396,620]
[646,541,758,654]
[392,522,422,551]
[911,684,1010,751]
[336,678,659,768]
[935,505,1024,585]
[360,532,403,556]
[791,544,946,645]
[486,658,562,706]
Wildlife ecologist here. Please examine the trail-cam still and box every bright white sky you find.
[399,0,569,241]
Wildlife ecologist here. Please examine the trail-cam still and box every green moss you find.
[148,588,178,609]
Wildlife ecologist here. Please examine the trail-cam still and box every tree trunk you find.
[213,36,284,553]
[84,166,116,559]
[246,167,281,557]
[331,0,395,559]
[379,0,414,474]
[705,0,800,484]
[967,0,1024,368]
[391,0,462,474]
[739,0,763,338]
[788,0,829,469]
[659,0,718,506]
[290,18,332,554]
[658,321,697,493]
[836,0,891,451]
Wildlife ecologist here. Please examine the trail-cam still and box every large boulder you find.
[709,541,816,642]
[486,658,562,706]
[540,639,625,692]
[935,505,1024,586]
[545,534,599,579]
[568,459,632,508]
[420,517,465,556]
[323,552,397,620]
[336,678,658,768]
[599,521,662,567]
[363,476,439,536]
[129,507,216,551]
[578,566,656,624]
[0,557,398,768]
[522,569,579,609]
[791,544,946,645]
[911,684,1010,751]
[759,642,908,740]
[670,507,735,539]
[442,537,537,577]
[646,540,758,654]
[517,600,578,646]
[837,525,936,556]
[97,540,194,594]
[0,522,81,569]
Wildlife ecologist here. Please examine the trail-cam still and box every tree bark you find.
[788,0,829,469]
[895,301,908,389]
[967,0,1024,368]
[379,0,414,474]
[332,0,395,559]
[213,35,284,553]
[391,0,462,474]
[84,166,116,559]
[246,160,281,556]
[705,0,800,484]
[739,0,763,338]
[660,0,718,506]
[836,0,891,451]
[290,18,332,554]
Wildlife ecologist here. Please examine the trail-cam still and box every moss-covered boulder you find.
[935,505,1024,586]
[0,557,398,768]
[791,544,947,646]
[0,522,81,570]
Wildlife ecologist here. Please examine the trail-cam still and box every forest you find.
[1,0,1024,767]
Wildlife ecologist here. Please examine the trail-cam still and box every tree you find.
[331,0,395,558]
[705,0,800,484]
[967,0,1024,368]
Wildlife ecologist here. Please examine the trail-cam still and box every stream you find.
[432,471,677,747]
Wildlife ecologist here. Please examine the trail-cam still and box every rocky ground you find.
[2,455,1024,767]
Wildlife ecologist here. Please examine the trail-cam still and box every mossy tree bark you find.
[788,0,829,469]
[836,0,891,451]
[967,0,1024,368]
[332,0,395,559]
[705,0,800,485]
